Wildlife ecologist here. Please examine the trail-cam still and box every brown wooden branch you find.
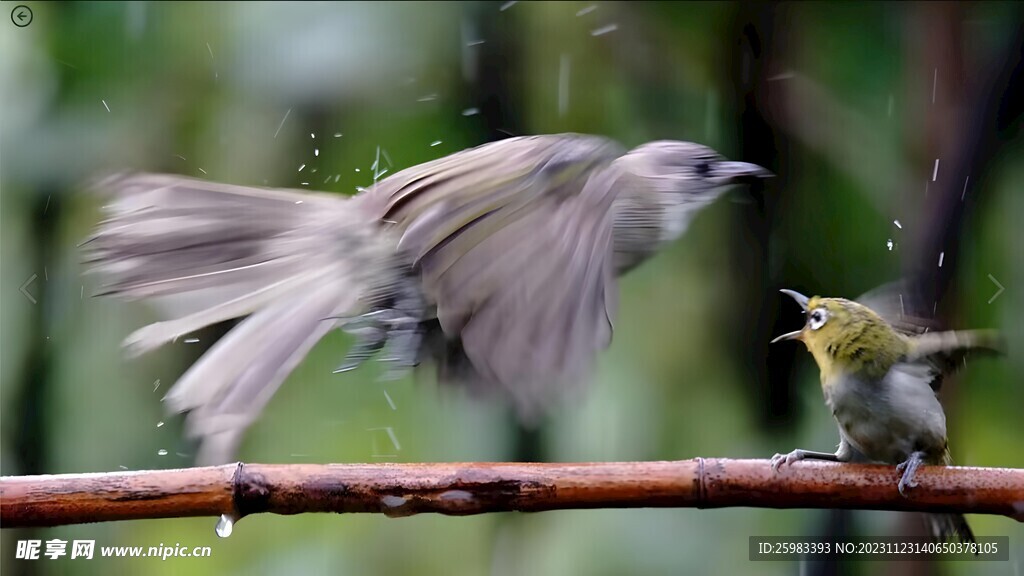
[2,459,1022,529]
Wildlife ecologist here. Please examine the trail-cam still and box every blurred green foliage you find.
[1,2,1021,575]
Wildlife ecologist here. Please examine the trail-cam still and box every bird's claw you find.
[896,451,926,497]
[770,450,805,472]
[897,472,919,496]
[335,279,426,377]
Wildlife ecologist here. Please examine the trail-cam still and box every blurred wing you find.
[903,329,1005,391]
[364,134,625,417]
[855,280,939,336]
[857,282,1004,392]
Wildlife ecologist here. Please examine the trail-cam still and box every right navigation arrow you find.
[987,274,1004,304]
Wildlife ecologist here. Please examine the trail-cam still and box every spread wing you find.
[902,329,1004,391]
[857,281,1004,392]
[361,134,626,417]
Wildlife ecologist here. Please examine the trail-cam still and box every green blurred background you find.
[2,1,1022,575]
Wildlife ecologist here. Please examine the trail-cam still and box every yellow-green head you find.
[772,289,908,382]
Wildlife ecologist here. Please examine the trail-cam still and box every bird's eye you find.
[808,308,828,331]
[695,161,711,176]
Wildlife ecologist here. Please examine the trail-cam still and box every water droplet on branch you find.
[215,514,235,538]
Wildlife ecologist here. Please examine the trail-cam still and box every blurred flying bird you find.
[83,133,770,464]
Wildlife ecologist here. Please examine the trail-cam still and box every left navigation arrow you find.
[20,274,38,304]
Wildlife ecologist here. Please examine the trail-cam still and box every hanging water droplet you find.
[157,449,168,456]
[886,239,894,251]
[215,514,234,538]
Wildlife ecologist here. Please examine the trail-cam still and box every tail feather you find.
[922,450,976,546]
[161,274,347,415]
[84,173,350,300]
[924,513,976,545]
[122,272,319,357]
[85,173,401,464]
[175,279,352,464]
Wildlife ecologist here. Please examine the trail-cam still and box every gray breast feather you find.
[827,363,947,464]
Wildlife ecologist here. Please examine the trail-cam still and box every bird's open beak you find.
[779,288,810,310]
[711,161,773,185]
[770,330,803,343]
[771,289,811,343]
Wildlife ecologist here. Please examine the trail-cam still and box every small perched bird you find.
[769,287,1003,544]
[83,133,770,464]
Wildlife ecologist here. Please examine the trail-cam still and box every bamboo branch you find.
[2,459,1022,529]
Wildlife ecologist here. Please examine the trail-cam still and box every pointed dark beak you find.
[711,161,773,185]
[771,289,811,344]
